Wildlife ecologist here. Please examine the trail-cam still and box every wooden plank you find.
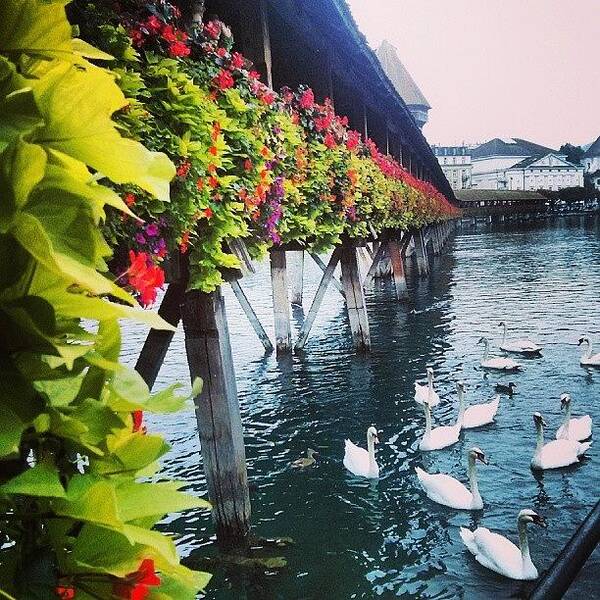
[340,242,370,350]
[412,229,430,277]
[309,252,345,298]
[135,281,186,389]
[388,239,409,300]
[294,248,342,351]
[270,249,292,353]
[289,250,304,307]
[238,0,272,87]
[363,240,388,287]
[181,288,251,550]
[229,280,273,353]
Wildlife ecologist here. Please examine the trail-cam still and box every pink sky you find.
[347,0,600,149]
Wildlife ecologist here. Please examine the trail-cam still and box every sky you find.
[346,0,600,149]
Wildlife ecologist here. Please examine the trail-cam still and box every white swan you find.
[414,367,440,407]
[343,425,380,478]
[555,393,592,442]
[416,447,487,510]
[419,398,461,451]
[498,321,542,355]
[578,336,600,366]
[531,412,591,470]
[479,337,522,371]
[460,509,547,580]
[456,381,500,429]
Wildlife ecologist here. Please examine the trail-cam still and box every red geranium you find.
[213,69,234,90]
[127,251,165,307]
[230,51,245,69]
[143,15,162,34]
[261,91,275,105]
[204,20,221,40]
[204,207,213,219]
[299,88,315,109]
[113,559,160,600]
[124,193,136,207]
[176,161,191,178]
[346,130,361,151]
[248,70,261,80]
[168,41,190,57]
[324,132,336,149]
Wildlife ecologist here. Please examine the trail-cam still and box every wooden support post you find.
[363,240,388,287]
[229,280,273,353]
[294,248,342,351]
[270,249,292,353]
[309,252,345,298]
[340,242,370,350]
[289,250,304,307]
[135,281,186,389]
[238,0,272,87]
[412,229,429,278]
[388,239,409,300]
[181,288,251,550]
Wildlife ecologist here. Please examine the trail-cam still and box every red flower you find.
[168,41,190,57]
[124,193,136,207]
[127,251,165,307]
[129,28,144,47]
[113,559,160,600]
[213,69,234,90]
[196,177,204,190]
[314,113,334,131]
[230,52,245,69]
[299,88,315,109]
[177,161,191,178]
[261,91,275,106]
[143,15,162,34]
[216,47,227,58]
[209,145,218,156]
[243,159,253,171]
[260,146,270,158]
[132,410,144,433]
[56,586,76,599]
[161,24,177,42]
[346,130,360,151]
[211,121,221,141]
[204,207,213,219]
[208,176,219,188]
[179,231,190,254]
[204,20,221,40]
[248,70,261,80]
[324,132,336,149]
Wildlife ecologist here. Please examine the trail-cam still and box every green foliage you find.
[0,1,209,598]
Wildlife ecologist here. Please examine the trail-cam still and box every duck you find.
[531,412,591,470]
[416,447,488,510]
[291,448,319,468]
[414,367,440,407]
[498,321,542,355]
[479,337,522,371]
[555,393,592,442]
[495,382,517,397]
[419,398,461,451]
[456,381,500,429]
[460,509,547,580]
[578,336,600,367]
[343,425,380,479]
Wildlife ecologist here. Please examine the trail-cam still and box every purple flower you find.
[145,223,159,237]
[135,233,146,244]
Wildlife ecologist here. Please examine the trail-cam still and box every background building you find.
[432,146,472,190]
[582,136,600,190]
[470,137,583,190]
[376,40,431,130]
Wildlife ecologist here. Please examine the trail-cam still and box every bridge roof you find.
[455,189,547,203]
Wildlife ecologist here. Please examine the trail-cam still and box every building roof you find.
[432,146,470,156]
[455,189,547,203]
[508,153,580,170]
[375,40,431,109]
[472,138,556,159]
[583,136,600,158]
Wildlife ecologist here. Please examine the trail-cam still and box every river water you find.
[121,215,600,599]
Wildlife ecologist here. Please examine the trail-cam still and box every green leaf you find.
[33,375,83,407]
[1,461,66,498]
[0,404,25,457]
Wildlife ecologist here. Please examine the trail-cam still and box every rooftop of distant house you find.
[583,135,600,158]
[472,138,557,160]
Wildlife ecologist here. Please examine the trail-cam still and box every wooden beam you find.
[238,0,272,87]
[229,280,273,353]
[135,281,186,389]
[309,252,345,298]
[289,250,304,307]
[181,288,251,550]
[388,239,409,300]
[412,229,429,278]
[270,249,292,353]
[294,248,342,351]
[363,239,388,287]
[340,241,370,350]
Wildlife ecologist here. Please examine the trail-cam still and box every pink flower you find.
[204,21,221,40]
[230,52,245,69]
[213,69,235,90]
[299,88,315,109]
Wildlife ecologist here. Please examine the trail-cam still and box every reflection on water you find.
[121,215,600,599]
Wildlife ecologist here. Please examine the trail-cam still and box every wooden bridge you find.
[135,0,458,551]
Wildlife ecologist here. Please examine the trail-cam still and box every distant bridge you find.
[455,189,548,217]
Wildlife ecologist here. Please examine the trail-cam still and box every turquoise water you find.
[122,215,600,599]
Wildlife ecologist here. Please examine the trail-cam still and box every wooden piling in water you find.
[412,229,430,278]
[290,250,304,307]
[270,249,292,353]
[340,241,370,350]
[387,238,409,300]
[181,288,251,550]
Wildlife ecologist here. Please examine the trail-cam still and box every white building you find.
[582,136,600,190]
[432,146,472,190]
[471,138,583,191]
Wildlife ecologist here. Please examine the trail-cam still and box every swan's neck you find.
[562,403,572,434]
[467,455,481,505]
[427,372,434,398]
[518,520,532,566]
[501,324,507,344]
[457,388,467,426]
[367,435,377,471]
[582,341,592,359]
[535,421,545,454]
[482,341,489,361]
[423,403,432,438]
